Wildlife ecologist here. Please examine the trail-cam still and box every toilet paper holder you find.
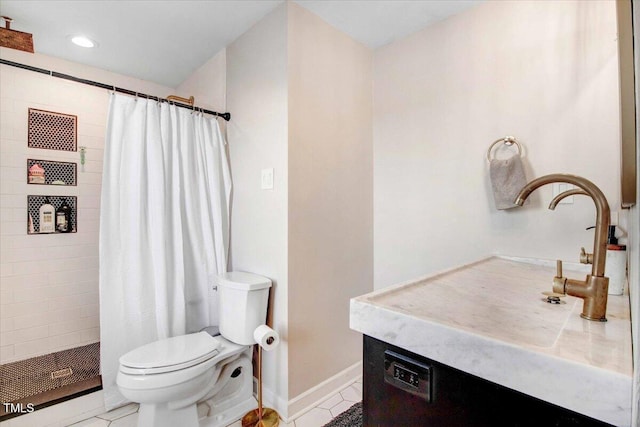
[243,325,280,427]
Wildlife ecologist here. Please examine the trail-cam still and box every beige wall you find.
[0,47,173,363]
[373,0,622,288]
[176,50,227,113]
[226,3,373,417]
[226,3,291,410]
[287,2,372,399]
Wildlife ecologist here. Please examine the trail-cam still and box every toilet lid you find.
[119,332,221,374]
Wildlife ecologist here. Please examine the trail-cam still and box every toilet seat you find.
[119,332,221,375]
[117,335,249,394]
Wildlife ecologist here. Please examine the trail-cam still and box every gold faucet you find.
[514,174,610,321]
[548,189,595,265]
[548,188,587,210]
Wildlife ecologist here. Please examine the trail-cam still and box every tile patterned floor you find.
[66,380,362,427]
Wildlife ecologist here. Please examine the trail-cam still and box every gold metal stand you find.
[242,343,279,427]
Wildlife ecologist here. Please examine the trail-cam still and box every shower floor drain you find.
[50,368,73,379]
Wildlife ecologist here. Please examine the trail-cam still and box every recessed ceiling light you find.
[71,35,96,48]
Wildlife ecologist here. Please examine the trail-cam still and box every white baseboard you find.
[284,361,362,422]
[247,361,364,423]
[252,382,289,422]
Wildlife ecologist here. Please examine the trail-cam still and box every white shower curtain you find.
[99,93,232,410]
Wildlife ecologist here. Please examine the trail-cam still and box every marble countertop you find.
[350,256,632,426]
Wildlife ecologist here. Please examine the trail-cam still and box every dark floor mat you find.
[322,402,362,427]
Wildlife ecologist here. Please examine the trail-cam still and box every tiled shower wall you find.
[0,64,106,364]
[0,50,172,364]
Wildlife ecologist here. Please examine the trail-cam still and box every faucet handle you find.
[553,260,567,294]
[579,247,593,264]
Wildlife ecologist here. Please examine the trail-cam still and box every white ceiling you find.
[297,1,480,49]
[0,0,480,88]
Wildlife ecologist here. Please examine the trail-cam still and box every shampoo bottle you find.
[39,197,55,233]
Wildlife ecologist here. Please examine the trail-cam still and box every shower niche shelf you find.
[27,159,77,186]
[28,108,77,152]
[27,195,77,234]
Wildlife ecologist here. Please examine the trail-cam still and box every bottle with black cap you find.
[56,198,72,233]
[605,224,626,295]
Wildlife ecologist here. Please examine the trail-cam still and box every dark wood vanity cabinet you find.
[362,335,612,427]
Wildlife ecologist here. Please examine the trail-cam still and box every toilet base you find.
[200,396,257,427]
[139,401,199,427]
[136,396,257,427]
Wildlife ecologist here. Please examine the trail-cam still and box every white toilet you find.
[116,272,272,427]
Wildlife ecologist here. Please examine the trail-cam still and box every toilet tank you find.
[216,272,272,345]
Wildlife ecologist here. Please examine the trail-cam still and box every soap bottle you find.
[39,197,55,233]
[605,225,627,295]
[56,198,72,233]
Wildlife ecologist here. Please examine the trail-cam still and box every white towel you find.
[489,154,527,210]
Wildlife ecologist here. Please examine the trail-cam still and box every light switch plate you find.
[261,168,274,190]
[552,183,574,204]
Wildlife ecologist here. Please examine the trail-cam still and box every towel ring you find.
[486,136,522,162]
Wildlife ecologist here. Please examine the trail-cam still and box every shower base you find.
[0,342,102,421]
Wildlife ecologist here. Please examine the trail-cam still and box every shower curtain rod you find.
[0,59,231,121]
